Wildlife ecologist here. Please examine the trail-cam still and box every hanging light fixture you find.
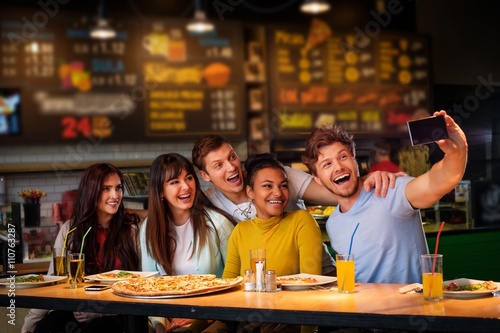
[300,0,331,14]
[90,0,116,39]
[186,0,214,33]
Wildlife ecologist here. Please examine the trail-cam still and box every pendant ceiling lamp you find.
[90,0,116,39]
[300,0,331,14]
[186,0,214,33]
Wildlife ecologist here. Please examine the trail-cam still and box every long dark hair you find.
[67,163,140,275]
[146,153,234,275]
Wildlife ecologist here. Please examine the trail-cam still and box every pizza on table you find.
[111,274,243,296]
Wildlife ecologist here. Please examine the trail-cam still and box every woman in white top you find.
[140,153,234,333]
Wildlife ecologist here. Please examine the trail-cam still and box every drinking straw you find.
[348,223,360,256]
[432,222,445,274]
[79,226,92,256]
[56,227,76,276]
[428,221,445,298]
[73,226,92,285]
[342,223,360,291]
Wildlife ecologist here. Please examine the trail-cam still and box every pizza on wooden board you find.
[111,274,243,296]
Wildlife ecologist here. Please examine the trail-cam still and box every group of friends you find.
[21,110,468,333]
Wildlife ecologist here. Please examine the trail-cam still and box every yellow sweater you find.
[223,210,323,278]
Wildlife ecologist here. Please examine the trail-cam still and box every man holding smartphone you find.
[302,110,468,284]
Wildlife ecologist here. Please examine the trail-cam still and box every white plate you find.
[443,278,499,299]
[0,274,67,288]
[85,270,159,283]
[277,273,337,290]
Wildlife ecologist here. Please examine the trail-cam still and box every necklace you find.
[213,188,254,221]
[234,200,254,220]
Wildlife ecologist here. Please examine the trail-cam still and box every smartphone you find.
[85,285,111,291]
[407,115,449,146]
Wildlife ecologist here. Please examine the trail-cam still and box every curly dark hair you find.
[244,153,286,189]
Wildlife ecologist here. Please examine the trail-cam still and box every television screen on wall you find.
[0,88,21,136]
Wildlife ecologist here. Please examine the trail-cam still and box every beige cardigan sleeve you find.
[21,308,50,333]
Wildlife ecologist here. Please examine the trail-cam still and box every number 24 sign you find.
[61,116,113,139]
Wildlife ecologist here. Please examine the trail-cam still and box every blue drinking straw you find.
[348,223,360,255]
[341,223,360,292]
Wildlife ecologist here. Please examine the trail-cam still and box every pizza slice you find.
[97,271,142,280]
[276,276,319,285]
[304,18,332,52]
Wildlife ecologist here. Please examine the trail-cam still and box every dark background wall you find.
[415,1,500,182]
[416,0,500,85]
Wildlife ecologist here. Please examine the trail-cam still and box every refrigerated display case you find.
[22,224,58,263]
[421,180,472,231]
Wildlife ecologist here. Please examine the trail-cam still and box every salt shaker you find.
[265,270,277,292]
[255,261,266,292]
[244,269,256,292]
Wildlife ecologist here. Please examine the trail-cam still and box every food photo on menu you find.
[0,88,21,136]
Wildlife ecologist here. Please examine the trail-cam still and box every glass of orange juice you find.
[421,254,443,301]
[336,253,355,293]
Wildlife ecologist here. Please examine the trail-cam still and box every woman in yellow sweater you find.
[222,153,322,333]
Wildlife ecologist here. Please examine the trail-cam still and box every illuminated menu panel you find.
[0,13,244,144]
[268,19,431,138]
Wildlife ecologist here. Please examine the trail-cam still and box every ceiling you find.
[0,0,416,31]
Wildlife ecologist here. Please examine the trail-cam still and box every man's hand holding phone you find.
[407,115,449,146]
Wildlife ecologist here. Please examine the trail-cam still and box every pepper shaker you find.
[265,270,277,292]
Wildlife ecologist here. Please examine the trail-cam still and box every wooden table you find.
[1,282,500,332]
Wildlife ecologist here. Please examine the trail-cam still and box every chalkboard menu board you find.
[0,11,244,144]
[267,19,431,139]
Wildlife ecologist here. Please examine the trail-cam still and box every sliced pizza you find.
[97,271,142,280]
[112,274,243,297]
[276,276,319,285]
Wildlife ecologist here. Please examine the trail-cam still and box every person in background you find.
[222,153,322,333]
[140,153,234,333]
[192,135,401,276]
[368,140,402,174]
[22,163,142,333]
[302,110,468,284]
